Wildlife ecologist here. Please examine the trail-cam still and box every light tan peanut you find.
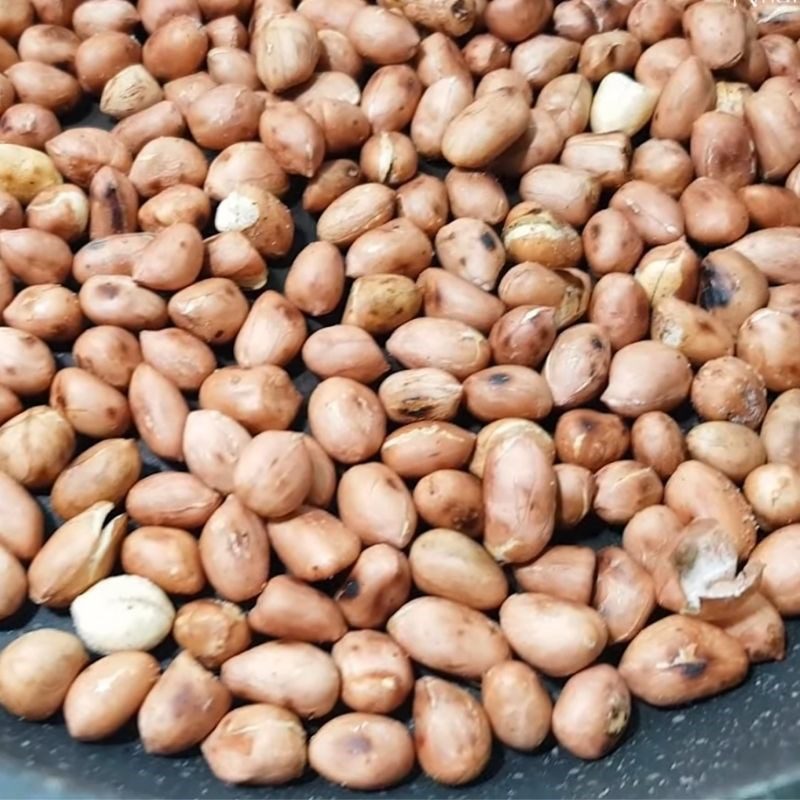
[28,501,126,608]
[609,180,684,246]
[386,317,490,379]
[64,651,160,742]
[309,713,414,791]
[72,325,141,389]
[316,183,396,247]
[138,184,210,233]
[536,73,592,139]
[650,56,714,142]
[593,460,663,525]
[413,676,491,787]
[345,219,432,281]
[182,410,250,495]
[0,471,43,560]
[173,599,251,669]
[692,356,767,430]
[651,296,734,366]
[205,142,288,202]
[200,496,269,602]
[554,409,629,472]
[630,411,685,480]
[337,462,416,548]
[622,505,683,574]
[388,596,510,680]
[686,422,765,484]
[633,241,699,308]
[409,528,507,610]
[619,615,748,706]
[744,464,800,531]
[26,184,89,243]
[258,100,324,178]
[6,61,81,113]
[215,183,293,258]
[79,275,168,330]
[664,460,757,558]
[74,30,142,95]
[442,87,530,168]
[511,35,579,89]
[332,630,412,714]
[489,306,556,368]
[481,660,551,752]
[347,6,419,65]
[204,231,266,290]
[268,506,361,582]
[631,138,694,197]
[361,65,422,132]
[128,363,188,461]
[463,366,552,422]
[500,593,608,677]
[483,431,556,564]
[89,167,138,239]
[129,136,207,198]
[50,367,130,438]
[526,162,602,226]
[221,641,340,718]
[111,101,186,155]
[72,233,152,283]
[696,249,769,336]
[169,278,249,344]
[307,377,385,464]
[552,665,630,760]
[51,439,140,521]
[513,545,596,604]
[0,629,88,721]
[233,431,311,518]
[139,329,215,392]
[593,546,656,644]
[737,309,800,392]
[249,575,346,643]
[544,324,611,408]
[690,111,756,190]
[3,284,81,343]
[413,469,484,538]
[0,406,75,489]
[335,543,410,628]
[601,341,693,417]
[730,227,800,285]
[45,128,131,189]
[201,704,306,787]
[199,365,301,433]
[138,651,230,755]
[0,228,72,285]
[234,291,306,369]
[302,158,361,213]
[121,525,204,596]
[254,12,319,91]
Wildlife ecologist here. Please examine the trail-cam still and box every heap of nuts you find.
[3,0,800,790]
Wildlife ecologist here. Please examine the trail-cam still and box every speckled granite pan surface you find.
[0,104,798,800]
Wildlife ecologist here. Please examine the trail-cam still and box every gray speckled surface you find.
[0,103,798,800]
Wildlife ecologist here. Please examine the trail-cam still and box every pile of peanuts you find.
[3,0,800,790]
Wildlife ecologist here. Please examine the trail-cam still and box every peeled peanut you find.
[500,593,608,677]
[0,629,88,721]
[388,597,510,680]
[619,615,748,706]
[413,677,491,787]
[221,641,340,718]
[552,665,630,760]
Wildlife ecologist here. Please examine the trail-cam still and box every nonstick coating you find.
[0,104,799,800]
